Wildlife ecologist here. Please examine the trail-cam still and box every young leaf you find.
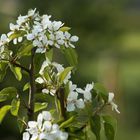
[0,105,12,123]
[58,67,73,84]
[59,116,75,129]
[102,115,117,140]
[90,115,101,140]
[10,98,20,116]
[34,102,48,113]
[10,64,22,81]
[23,82,30,91]
[59,26,71,32]
[0,87,17,102]
[61,47,78,67]
[94,83,108,102]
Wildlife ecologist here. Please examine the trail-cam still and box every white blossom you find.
[76,83,94,101]
[23,111,68,140]
[64,32,79,48]
[0,34,9,46]
[66,82,85,112]
[108,92,120,114]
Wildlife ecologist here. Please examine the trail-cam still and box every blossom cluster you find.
[0,8,79,59]
[23,111,68,140]
[35,57,71,96]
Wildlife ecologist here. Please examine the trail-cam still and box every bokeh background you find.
[0,0,140,139]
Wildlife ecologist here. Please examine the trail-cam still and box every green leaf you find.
[0,62,8,82]
[61,47,78,67]
[59,26,71,32]
[60,116,75,129]
[34,102,48,113]
[17,117,26,133]
[0,105,12,123]
[90,115,101,140]
[10,64,22,81]
[94,83,108,102]
[0,87,17,102]
[9,31,26,40]
[58,67,73,83]
[17,43,33,57]
[103,115,117,140]
[10,98,20,116]
[23,82,30,91]
[45,49,53,61]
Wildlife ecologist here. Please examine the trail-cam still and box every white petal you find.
[27,34,34,40]
[42,88,49,94]
[35,77,44,84]
[43,121,52,131]
[76,99,85,109]
[70,36,79,42]
[108,92,114,103]
[28,121,37,128]
[66,102,75,112]
[13,38,17,44]
[42,111,52,121]
[23,132,30,140]
[18,37,23,42]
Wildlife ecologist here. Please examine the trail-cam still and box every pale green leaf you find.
[58,67,73,83]
[23,82,30,91]
[34,102,48,113]
[59,26,71,32]
[0,105,12,123]
[0,87,17,102]
[10,98,20,116]
[10,64,22,81]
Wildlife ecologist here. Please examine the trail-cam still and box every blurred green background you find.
[0,0,140,139]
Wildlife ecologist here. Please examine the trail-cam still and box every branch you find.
[28,48,36,121]
[11,61,30,73]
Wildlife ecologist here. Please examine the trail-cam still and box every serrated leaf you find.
[10,98,20,116]
[0,105,12,123]
[23,82,30,91]
[0,87,17,102]
[58,67,73,83]
[10,64,22,81]
[59,26,71,32]
[103,115,117,140]
[61,47,78,67]
[90,115,101,140]
[94,83,108,102]
[34,102,48,113]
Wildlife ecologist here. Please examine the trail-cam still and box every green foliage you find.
[58,67,73,84]
[61,47,78,67]
[59,27,71,32]
[34,102,48,113]
[103,115,117,140]
[0,87,17,102]
[0,105,12,123]
[90,115,101,140]
[10,98,20,116]
[10,64,22,81]
[94,83,108,102]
